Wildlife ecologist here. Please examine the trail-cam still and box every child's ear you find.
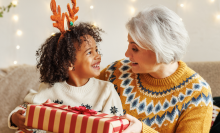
[68,63,74,71]
[68,66,73,71]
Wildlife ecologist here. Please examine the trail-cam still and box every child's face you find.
[73,35,101,78]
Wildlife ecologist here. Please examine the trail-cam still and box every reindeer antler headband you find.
[50,0,79,43]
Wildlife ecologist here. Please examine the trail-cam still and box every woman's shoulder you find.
[98,59,131,81]
[181,64,212,102]
[104,58,131,71]
[102,59,131,76]
[182,61,211,90]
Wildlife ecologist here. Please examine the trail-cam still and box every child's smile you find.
[91,61,101,70]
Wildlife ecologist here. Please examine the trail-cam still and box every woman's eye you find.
[132,48,138,52]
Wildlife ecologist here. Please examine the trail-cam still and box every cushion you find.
[211,105,220,127]
[0,65,40,133]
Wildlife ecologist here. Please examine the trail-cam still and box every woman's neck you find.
[148,62,179,79]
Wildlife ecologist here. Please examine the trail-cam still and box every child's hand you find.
[11,110,33,133]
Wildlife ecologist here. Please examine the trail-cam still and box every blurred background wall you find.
[0,0,220,68]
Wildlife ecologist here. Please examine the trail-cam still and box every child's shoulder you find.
[91,78,115,90]
[92,77,113,85]
[38,82,50,91]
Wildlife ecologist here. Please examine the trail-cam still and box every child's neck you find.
[66,77,90,87]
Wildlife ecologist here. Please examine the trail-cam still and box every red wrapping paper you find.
[24,103,129,133]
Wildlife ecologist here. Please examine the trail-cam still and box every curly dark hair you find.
[36,22,104,85]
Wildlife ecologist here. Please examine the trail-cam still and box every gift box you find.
[24,103,129,133]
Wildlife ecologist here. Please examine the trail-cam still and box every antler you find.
[65,0,79,29]
[50,0,65,34]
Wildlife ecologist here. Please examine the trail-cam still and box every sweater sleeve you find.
[175,103,213,133]
[8,103,29,129]
[102,83,123,116]
[175,89,213,133]
[8,84,43,129]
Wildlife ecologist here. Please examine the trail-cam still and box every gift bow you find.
[43,103,97,116]
[67,106,97,116]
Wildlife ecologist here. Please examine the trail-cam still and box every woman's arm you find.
[175,97,213,132]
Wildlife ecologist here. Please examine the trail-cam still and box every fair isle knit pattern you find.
[98,59,213,133]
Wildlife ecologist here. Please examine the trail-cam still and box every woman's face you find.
[125,34,158,73]
[73,35,101,78]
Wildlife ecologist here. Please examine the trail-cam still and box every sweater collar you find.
[59,78,94,93]
[139,61,188,86]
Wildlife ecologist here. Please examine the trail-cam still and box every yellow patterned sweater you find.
[98,59,213,133]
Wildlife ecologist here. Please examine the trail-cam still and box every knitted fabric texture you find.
[98,59,213,133]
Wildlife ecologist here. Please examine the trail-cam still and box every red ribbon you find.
[43,103,97,116]
[67,106,97,116]
[119,119,124,133]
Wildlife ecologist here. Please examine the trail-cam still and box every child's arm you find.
[8,102,32,133]
[102,83,123,116]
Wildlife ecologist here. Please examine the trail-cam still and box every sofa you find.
[0,61,220,133]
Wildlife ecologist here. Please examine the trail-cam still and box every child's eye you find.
[87,51,92,55]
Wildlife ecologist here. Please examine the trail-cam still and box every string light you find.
[16,45,20,49]
[131,7,135,14]
[16,30,22,36]
[4,1,220,68]
[13,15,18,21]
[12,1,18,6]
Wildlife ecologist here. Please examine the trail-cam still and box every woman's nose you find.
[125,48,130,58]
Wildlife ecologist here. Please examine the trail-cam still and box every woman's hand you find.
[121,114,142,133]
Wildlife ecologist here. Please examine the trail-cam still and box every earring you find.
[72,66,75,71]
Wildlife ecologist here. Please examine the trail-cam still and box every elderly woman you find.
[98,5,212,133]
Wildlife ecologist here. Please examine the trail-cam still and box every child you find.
[8,0,123,132]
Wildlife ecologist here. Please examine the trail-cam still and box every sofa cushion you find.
[186,62,220,97]
[212,105,220,127]
[0,65,40,133]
